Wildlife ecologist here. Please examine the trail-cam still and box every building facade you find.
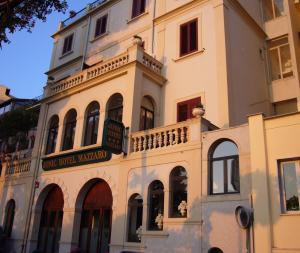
[0,0,300,253]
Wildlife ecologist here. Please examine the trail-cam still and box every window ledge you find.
[142,231,169,237]
[172,48,205,62]
[59,50,74,59]
[127,11,149,24]
[90,31,109,43]
[123,242,145,248]
[280,211,300,216]
[271,75,295,84]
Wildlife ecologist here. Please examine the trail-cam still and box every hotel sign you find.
[102,119,125,154]
[42,147,112,171]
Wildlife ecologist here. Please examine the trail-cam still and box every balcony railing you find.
[130,121,191,153]
[46,46,163,97]
[5,158,31,176]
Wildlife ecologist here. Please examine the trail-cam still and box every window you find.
[62,33,74,55]
[177,97,201,122]
[263,0,284,21]
[139,96,154,131]
[127,194,143,242]
[268,37,293,81]
[131,0,146,19]
[3,199,15,237]
[45,115,59,155]
[180,19,198,57]
[274,99,298,115]
[84,102,100,146]
[62,109,77,151]
[95,14,108,38]
[37,186,64,253]
[209,140,240,195]
[107,93,123,122]
[279,160,300,212]
[169,167,187,218]
[148,180,164,230]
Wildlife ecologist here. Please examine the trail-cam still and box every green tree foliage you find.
[0,0,68,46]
[0,108,39,139]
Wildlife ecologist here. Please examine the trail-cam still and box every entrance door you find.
[37,186,64,253]
[79,180,112,253]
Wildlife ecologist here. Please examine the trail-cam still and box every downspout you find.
[21,102,49,253]
[151,0,157,55]
[81,14,92,70]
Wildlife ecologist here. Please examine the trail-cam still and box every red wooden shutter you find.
[177,97,201,122]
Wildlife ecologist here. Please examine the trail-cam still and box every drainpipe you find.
[151,0,157,55]
[21,102,49,253]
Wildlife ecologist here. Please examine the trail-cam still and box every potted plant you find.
[192,103,205,118]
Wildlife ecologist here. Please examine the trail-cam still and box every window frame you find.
[127,194,143,242]
[62,33,74,56]
[209,140,240,195]
[131,0,146,19]
[263,0,284,21]
[3,199,15,237]
[83,102,100,146]
[106,93,123,123]
[279,159,300,213]
[45,116,59,155]
[179,18,198,57]
[177,97,201,122]
[94,14,108,38]
[268,36,293,81]
[62,109,77,151]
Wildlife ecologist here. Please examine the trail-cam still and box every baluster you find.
[169,129,174,145]
[132,138,137,152]
[180,127,185,143]
[148,134,152,150]
[158,133,162,148]
[153,134,157,149]
[143,136,147,151]
[174,128,179,144]
[138,137,142,151]
[164,131,168,147]
[185,127,189,142]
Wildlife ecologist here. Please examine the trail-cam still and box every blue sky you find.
[0,0,92,99]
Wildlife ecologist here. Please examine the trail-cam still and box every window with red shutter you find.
[177,97,201,122]
[131,0,146,19]
[180,19,198,57]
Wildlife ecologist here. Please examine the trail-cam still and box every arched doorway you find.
[37,185,64,253]
[78,179,112,253]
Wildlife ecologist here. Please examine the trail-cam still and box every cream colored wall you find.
[249,113,300,253]
[225,0,272,125]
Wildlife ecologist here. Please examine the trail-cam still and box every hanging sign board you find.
[42,147,111,171]
[102,118,125,154]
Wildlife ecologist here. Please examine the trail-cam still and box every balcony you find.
[45,45,164,97]
[4,158,31,176]
[130,118,217,154]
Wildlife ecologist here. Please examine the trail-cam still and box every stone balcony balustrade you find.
[4,158,31,176]
[44,45,164,97]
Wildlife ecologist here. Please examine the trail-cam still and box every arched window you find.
[45,115,59,154]
[209,140,239,195]
[62,109,77,151]
[127,194,143,242]
[106,93,123,122]
[79,180,112,253]
[208,247,223,253]
[84,102,100,146]
[3,199,15,237]
[37,186,64,253]
[139,96,154,131]
[169,166,187,217]
[148,180,164,230]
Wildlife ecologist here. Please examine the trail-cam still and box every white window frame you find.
[279,160,300,213]
[61,33,75,56]
[263,0,284,21]
[94,13,109,39]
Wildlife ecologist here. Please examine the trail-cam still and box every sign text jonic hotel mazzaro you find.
[42,119,125,171]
